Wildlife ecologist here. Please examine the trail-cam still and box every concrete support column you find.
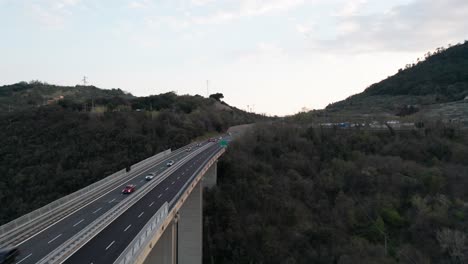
[143,217,178,264]
[202,162,217,189]
[177,180,202,264]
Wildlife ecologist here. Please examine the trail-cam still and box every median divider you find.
[37,143,214,264]
[0,148,173,248]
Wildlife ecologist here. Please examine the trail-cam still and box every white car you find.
[145,172,156,181]
[166,160,175,167]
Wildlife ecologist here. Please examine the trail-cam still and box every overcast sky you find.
[1,0,467,115]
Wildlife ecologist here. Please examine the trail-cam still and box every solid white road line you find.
[105,241,115,251]
[93,207,102,214]
[48,234,62,244]
[73,219,84,227]
[149,201,154,207]
[138,212,144,218]
[124,225,132,232]
[16,253,32,264]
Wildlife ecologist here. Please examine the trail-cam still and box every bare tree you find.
[436,228,466,263]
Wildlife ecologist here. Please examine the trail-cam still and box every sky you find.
[1,0,468,115]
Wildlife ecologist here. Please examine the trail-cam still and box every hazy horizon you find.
[1,0,467,115]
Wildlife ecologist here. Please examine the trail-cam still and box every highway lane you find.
[63,143,222,264]
[14,142,206,264]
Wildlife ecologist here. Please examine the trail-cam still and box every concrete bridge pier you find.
[178,179,202,264]
[202,161,217,189]
[143,215,178,264]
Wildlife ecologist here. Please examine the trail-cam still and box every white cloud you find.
[239,0,305,16]
[334,0,367,17]
[153,0,308,27]
[52,0,80,10]
[145,16,190,30]
[23,0,82,29]
[190,0,215,6]
[128,0,152,9]
[313,0,468,53]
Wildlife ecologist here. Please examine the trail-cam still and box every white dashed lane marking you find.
[48,234,62,244]
[16,253,32,264]
[73,219,84,227]
[105,241,115,251]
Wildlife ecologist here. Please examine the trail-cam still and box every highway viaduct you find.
[0,138,227,264]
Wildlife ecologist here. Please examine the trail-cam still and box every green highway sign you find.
[220,140,228,147]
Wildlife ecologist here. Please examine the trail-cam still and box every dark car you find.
[122,184,136,194]
[0,248,19,264]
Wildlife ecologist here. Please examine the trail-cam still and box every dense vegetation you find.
[204,124,468,263]
[0,81,133,112]
[0,90,262,224]
[327,42,468,115]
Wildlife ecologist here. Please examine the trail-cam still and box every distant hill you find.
[0,81,134,112]
[326,42,468,117]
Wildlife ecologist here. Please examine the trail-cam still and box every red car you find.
[122,184,136,194]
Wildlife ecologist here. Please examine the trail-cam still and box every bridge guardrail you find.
[114,203,169,264]
[37,143,213,264]
[169,146,225,208]
[0,149,171,246]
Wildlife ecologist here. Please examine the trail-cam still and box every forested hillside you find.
[204,124,468,263]
[327,42,468,115]
[0,89,262,224]
[0,81,133,112]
